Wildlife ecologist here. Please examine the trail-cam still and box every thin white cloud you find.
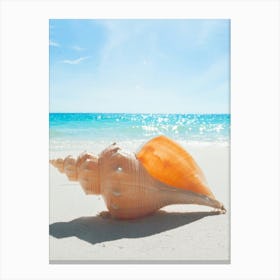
[72,45,85,51]
[49,40,60,47]
[97,20,128,62]
[61,56,90,65]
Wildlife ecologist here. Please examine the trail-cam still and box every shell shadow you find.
[49,210,220,245]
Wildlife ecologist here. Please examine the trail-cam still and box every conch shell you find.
[50,135,226,219]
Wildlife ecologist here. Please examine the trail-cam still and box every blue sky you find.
[49,19,230,113]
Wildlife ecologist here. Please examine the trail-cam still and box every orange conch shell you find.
[137,135,214,199]
[50,136,225,219]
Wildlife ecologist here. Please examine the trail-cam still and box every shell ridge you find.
[50,135,225,219]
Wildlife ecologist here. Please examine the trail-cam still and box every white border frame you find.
[1,0,279,279]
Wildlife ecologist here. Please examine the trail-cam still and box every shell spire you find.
[50,137,226,219]
[50,153,100,195]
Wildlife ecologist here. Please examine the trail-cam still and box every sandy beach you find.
[48,18,231,264]
[49,143,230,263]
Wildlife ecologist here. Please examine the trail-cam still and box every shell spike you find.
[50,136,226,219]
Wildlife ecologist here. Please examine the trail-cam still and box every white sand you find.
[49,144,230,263]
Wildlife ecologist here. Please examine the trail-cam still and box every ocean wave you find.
[49,113,230,149]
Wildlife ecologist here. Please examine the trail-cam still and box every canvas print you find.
[49,19,230,263]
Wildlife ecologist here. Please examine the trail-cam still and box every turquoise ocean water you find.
[49,113,230,154]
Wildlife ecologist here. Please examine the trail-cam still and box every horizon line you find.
[49,112,230,115]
